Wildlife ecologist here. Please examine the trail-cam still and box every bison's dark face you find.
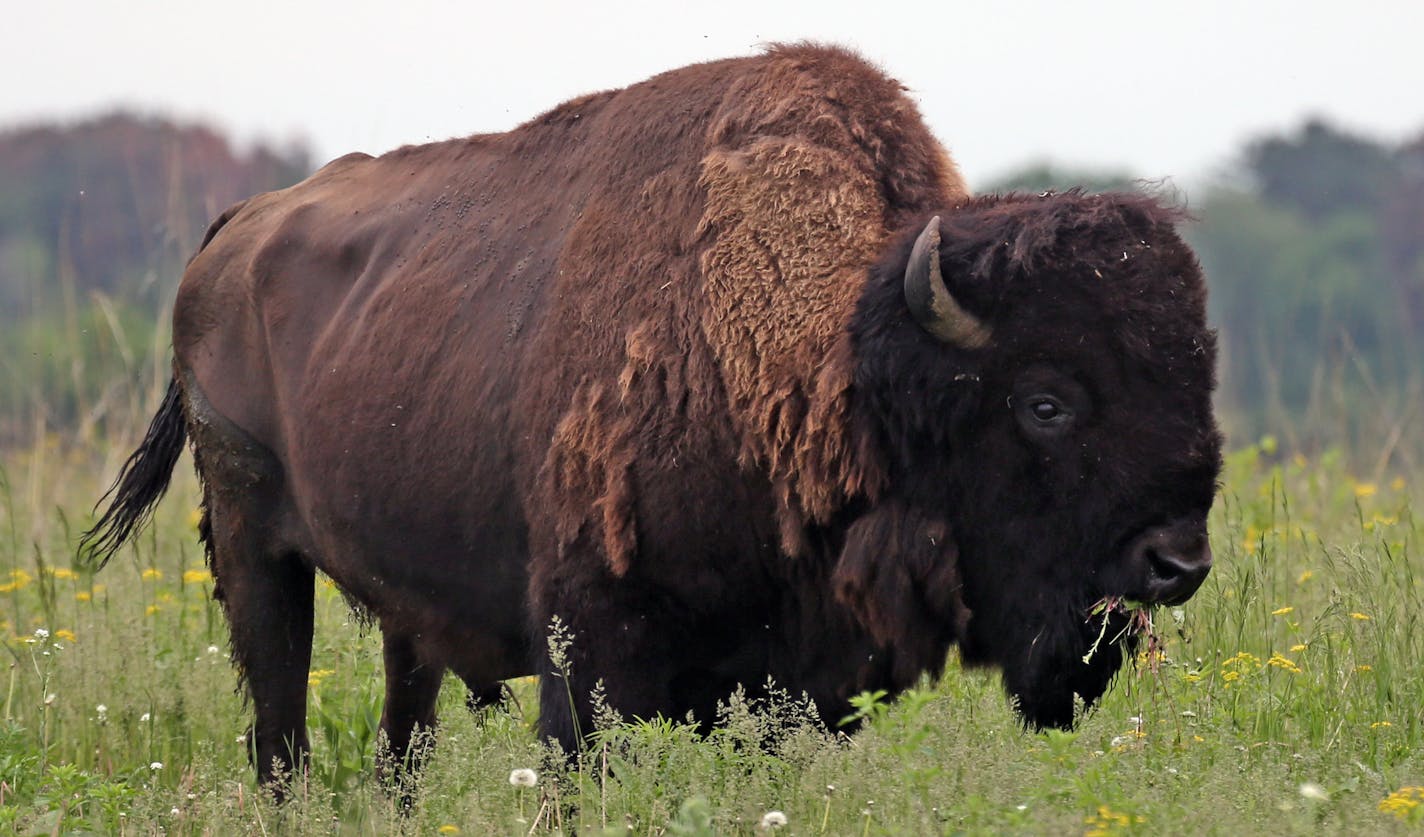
[850,191,1223,729]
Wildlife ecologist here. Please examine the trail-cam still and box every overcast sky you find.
[5,0,1422,192]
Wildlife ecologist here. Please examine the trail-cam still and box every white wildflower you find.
[236,733,248,744]
[759,810,788,829]
[1299,782,1329,801]
[33,628,49,640]
[509,768,538,787]
[150,761,164,771]
[140,712,151,722]
[96,704,108,722]
[207,645,221,655]
[170,807,180,816]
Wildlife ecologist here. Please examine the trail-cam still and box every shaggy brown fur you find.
[82,44,1220,786]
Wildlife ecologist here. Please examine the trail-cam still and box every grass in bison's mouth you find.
[1082,596,1162,666]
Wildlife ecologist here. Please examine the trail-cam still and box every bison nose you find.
[1128,521,1212,606]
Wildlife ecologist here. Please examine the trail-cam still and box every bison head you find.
[845,190,1222,729]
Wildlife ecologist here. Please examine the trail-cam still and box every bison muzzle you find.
[82,43,1223,789]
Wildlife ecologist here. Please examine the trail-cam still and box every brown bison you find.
[84,44,1222,786]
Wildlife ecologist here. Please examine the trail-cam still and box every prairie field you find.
[0,426,1420,835]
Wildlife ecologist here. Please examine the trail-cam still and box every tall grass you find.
[0,413,1419,833]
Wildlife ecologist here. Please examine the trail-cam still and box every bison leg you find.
[207,507,315,792]
[376,630,444,793]
[534,590,692,755]
[187,374,313,794]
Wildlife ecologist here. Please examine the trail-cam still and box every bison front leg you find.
[376,630,444,797]
[533,583,694,756]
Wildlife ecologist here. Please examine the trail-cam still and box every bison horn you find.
[903,215,992,349]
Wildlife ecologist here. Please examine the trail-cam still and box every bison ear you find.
[903,215,992,349]
[833,501,971,679]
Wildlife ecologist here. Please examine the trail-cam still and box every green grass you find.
[0,435,1420,835]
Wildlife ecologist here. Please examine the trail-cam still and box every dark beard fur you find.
[962,593,1139,730]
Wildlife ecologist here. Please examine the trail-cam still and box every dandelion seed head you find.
[509,768,538,787]
[760,810,788,829]
[1299,782,1329,801]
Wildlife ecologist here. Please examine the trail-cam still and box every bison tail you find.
[79,375,187,568]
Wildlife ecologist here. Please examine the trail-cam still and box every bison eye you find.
[1012,367,1088,441]
[1030,399,1062,422]
[1015,393,1075,438]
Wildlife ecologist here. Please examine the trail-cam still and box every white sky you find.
[5,0,1422,191]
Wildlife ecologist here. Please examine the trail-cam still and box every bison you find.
[83,44,1222,787]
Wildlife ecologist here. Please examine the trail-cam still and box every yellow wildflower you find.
[1371,721,1393,729]
[1379,786,1424,820]
[54,629,77,643]
[1266,653,1301,674]
[1290,644,1307,652]
[0,569,34,593]
[141,568,163,581]
[1354,482,1377,498]
[145,604,160,616]
[1356,665,1373,672]
[1297,570,1313,584]
[438,827,460,835]
[307,669,337,687]
[1084,805,1145,837]
[75,591,92,602]
[1271,606,1294,616]
[1350,612,1371,621]
[1221,671,1240,683]
[50,568,79,581]
[1369,514,1398,529]
[182,570,213,585]
[187,508,203,530]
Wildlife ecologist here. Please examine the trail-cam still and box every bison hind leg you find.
[185,373,315,796]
